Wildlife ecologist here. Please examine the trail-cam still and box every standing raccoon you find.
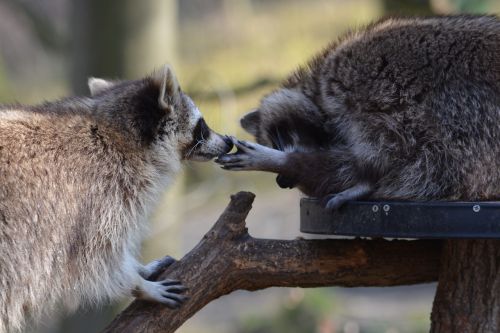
[0,65,232,332]
[217,15,500,209]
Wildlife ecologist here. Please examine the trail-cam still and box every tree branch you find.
[103,191,442,333]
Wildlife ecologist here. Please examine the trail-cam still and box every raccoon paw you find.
[215,138,285,172]
[321,184,373,211]
[141,255,177,280]
[215,154,250,171]
[322,193,350,211]
[135,278,188,309]
[215,138,258,170]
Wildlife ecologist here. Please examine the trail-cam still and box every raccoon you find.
[217,15,500,209]
[0,65,232,332]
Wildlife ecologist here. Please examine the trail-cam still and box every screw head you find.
[473,205,481,213]
[372,205,379,212]
[383,204,390,212]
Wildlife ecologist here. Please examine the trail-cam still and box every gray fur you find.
[0,65,231,332]
[219,15,500,207]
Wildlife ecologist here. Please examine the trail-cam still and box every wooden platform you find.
[300,198,500,238]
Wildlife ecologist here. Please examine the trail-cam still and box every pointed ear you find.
[153,64,182,111]
[240,109,261,136]
[88,78,114,96]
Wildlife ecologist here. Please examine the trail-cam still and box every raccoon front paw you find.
[215,138,259,171]
[215,138,285,172]
[135,278,188,309]
[215,153,254,171]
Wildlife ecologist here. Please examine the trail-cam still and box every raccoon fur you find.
[0,65,232,332]
[217,15,500,209]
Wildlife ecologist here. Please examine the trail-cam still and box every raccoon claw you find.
[214,139,256,171]
[233,138,256,151]
[215,154,248,170]
[157,279,189,308]
[137,278,188,309]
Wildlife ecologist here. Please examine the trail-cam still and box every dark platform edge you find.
[300,198,500,239]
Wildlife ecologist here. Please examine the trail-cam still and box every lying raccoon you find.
[0,65,232,332]
[217,15,500,209]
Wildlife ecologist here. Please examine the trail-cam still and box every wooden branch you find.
[103,191,443,333]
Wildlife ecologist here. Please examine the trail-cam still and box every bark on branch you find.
[103,191,443,333]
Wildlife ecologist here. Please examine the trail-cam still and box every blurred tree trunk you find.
[70,0,127,95]
[431,240,500,332]
[123,1,178,77]
[59,1,179,333]
[381,0,434,15]
[70,0,177,92]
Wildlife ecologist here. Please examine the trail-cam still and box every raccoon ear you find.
[88,78,114,96]
[240,109,261,136]
[154,64,182,111]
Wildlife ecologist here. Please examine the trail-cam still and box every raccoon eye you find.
[192,118,210,141]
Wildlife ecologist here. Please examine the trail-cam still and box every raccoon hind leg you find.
[322,183,373,211]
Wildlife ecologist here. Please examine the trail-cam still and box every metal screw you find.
[383,204,390,212]
[372,205,379,212]
[473,205,480,213]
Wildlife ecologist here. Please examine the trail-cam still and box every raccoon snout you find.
[185,133,233,161]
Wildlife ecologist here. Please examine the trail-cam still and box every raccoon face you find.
[88,65,233,162]
[241,93,284,149]
[177,93,234,161]
[241,88,326,152]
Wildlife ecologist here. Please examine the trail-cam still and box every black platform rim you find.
[300,198,500,238]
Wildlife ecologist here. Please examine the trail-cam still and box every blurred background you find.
[0,0,497,332]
